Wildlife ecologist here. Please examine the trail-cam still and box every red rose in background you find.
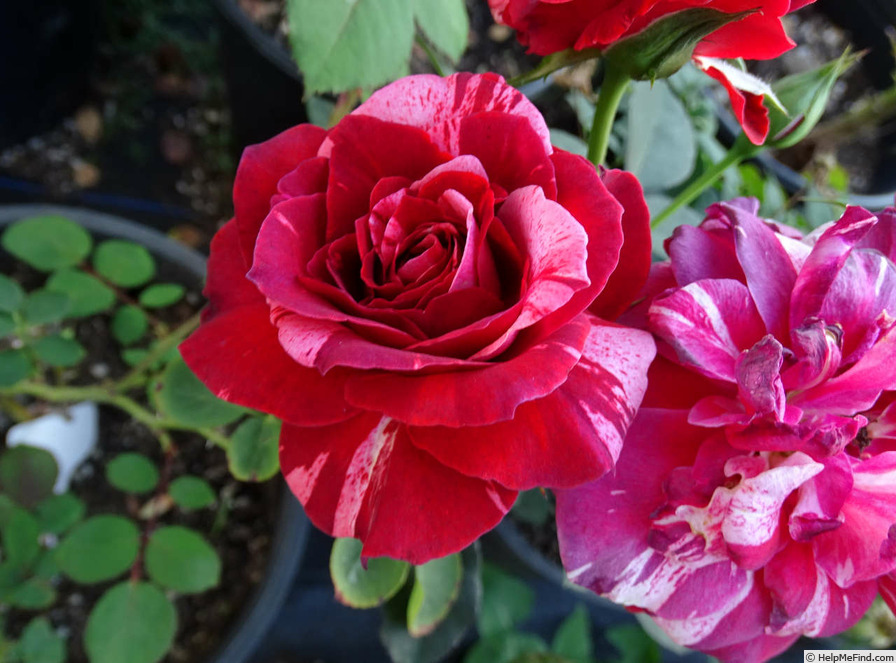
[488,0,815,144]
[180,73,656,564]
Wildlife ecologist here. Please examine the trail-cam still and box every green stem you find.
[115,310,202,392]
[3,380,231,451]
[415,35,445,77]
[651,142,759,229]
[587,65,631,167]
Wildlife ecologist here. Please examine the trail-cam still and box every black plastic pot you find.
[0,204,311,663]
[212,0,307,154]
[0,2,99,150]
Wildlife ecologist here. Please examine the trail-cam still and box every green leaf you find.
[605,624,661,663]
[138,283,185,308]
[111,305,148,345]
[286,0,414,94]
[121,348,149,366]
[0,312,14,337]
[92,240,156,288]
[463,633,548,663]
[34,493,85,535]
[21,290,71,325]
[758,50,861,149]
[144,526,221,594]
[84,581,177,663]
[381,545,482,663]
[0,506,41,568]
[330,537,410,609]
[407,553,463,636]
[46,269,115,317]
[56,515,139,584]
[625,80,696,192]
[19,617,65,663]
[2,215,92,272]
[33,549,60,581]
[156,355,245,428]
[477,562,535,637]
[227,415,280,482]
[0,445,58,509]
[0,349,32,387]
[32,334,86,368]
[8,577,56,610]
[105,453,159,494]
[168,476,216,511]
[551,605,593,663]
[415,0,468,62]
[0,274,24,313]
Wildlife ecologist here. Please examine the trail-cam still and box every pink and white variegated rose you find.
[556,199,896,662]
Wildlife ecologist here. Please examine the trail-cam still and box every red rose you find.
[489,0,815,144]
[181,73,655,563]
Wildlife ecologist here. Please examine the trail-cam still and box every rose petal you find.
[200,218,264,322]
[179,303,356,426]
[589,167,651,320]
[343,314,591,427]
[407,318,655,489]
[325,114,449,239]
[233,124,327,264]
[698,59,771,145]
[648,278,767,382]
[813,451,896,586]
[279,414,516,564]
[349,72,552,157]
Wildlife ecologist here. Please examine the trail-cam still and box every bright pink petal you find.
[648,279,767,382]
[556,409,708,598]
[813,452,896,586]
[343,315,591,427]
[588,167,650,321]
[279,414,516,564]
[727,202,798,340]
[735,335,786,420]
[790,206,878,333]
[407,318,655,489]
[233,124,328,264]
[179,303,356,426]
[350,72,552,157]
[789,453,852,541]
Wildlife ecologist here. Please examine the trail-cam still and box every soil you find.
[0,249,279,662]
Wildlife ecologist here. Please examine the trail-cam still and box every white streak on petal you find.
[334,417,397,533]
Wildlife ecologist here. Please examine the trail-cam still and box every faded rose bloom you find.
[180,73,656,564]
[557,200,896,661]
[488,0,815,144]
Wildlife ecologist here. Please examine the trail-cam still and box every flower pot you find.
[0,2,98,151]
[0,204,310,663]
[212,0,307,154]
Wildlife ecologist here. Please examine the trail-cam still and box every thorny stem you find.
[587,64,631,167]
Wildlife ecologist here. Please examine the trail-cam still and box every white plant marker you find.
[7,401,99,493]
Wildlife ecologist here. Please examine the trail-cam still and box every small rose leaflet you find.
[557,201,896,662]
[180,72,656,565]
